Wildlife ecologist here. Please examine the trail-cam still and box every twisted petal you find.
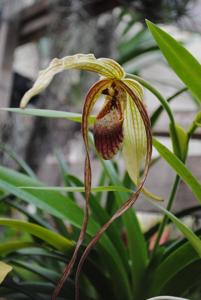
[74,80,152,294]
[121,78,147,185]
[20,54,124,108]
[52,79,112,299]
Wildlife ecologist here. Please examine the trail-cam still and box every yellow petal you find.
[121,79,147,185]
[123,78,144,99]
[0,261,12,284]
[121,79,161,201]
[20,54,124,108]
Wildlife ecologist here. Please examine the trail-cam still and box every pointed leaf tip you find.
[0,261,12,284]
[147,21,201,103]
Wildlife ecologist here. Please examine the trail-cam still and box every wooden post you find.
[0,0,21,111]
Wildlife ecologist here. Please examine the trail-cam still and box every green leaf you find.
[0,241,34,255]
[4,198,52,230]
[118,28,158,64]
[0,218,74,253]
[146,240,200,296]
[153,138,201,202]
[148,200,201,257]
[146,20,201,103]
[11,260,59,284]
[0,108,95,125]
[161,260,201,297]
[0,144,36,179]
[0,261,12,284]
[20,185,132,193]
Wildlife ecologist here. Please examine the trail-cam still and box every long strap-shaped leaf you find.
[148,200,201,257]
[146,20,201,104]
[153,138,201,202]
[0,218,74,253]
[0,107,95,125]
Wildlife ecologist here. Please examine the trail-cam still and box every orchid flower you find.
[20,54,152,299]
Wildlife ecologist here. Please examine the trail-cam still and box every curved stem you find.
[151,87,187,127]
[126,73,175,124]
[167,87,188,102]
[151,134,190,258]
[187,111,201,138]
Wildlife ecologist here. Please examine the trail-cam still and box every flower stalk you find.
[20,54,153,299]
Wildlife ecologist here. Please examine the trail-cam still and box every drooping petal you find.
[121,78,147,184]
[118,79,152,185]
[121,79,162,201]
[20,54,124,108]
[51,79,112,300]
[74,80,152,297]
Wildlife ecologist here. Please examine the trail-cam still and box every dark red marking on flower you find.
[94,95,123,160]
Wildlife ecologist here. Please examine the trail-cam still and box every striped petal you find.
[20,54,124,108]
[119,79,149,185]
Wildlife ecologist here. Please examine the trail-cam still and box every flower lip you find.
[94,96,124,160]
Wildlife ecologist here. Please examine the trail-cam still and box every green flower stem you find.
[150,174,180,258]
[167,87,188,101]
[151,134,190,258]
[126,73,175,124]
[187,111,201,138]
[126,73,182,158]
[151,87,187,127]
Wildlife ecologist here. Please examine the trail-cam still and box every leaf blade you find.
[19,185,132,193]
[146,20,201,103]
[0,218,74,253]
[0,107,95,125]
[153,138,201,202]
[148,200,201,257]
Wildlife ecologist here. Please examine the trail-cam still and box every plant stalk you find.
[151,132,190,258]
[151,174,180,258]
